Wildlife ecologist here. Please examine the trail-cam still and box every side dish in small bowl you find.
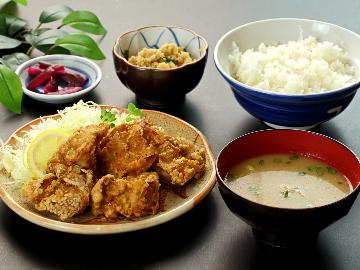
[214,18,360,129]
[216,129,360,248]
[16,55,102,104]
[113,26,208,108]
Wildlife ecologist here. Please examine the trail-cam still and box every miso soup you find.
[225,154,351,208]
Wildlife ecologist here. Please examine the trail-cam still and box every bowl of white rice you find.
[214,18,360,129]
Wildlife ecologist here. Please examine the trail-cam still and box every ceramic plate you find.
[0,105,216,234]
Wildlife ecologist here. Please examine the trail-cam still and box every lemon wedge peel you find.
[25,129,69,179]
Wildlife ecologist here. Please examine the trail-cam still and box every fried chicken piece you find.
[91,172,160,218]
[154,136,205,186]
[23,124,109,220]
[99,121,165,177]
[48,123,109,179]
[22,169,93,220]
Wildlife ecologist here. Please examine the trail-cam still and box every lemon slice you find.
[25,129,70,178]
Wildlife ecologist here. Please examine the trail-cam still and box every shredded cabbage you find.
[0,100,141,187]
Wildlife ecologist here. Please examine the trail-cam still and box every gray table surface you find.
[1,0,360,269]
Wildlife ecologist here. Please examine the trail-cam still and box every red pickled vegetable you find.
[54,65,65,74]
[59,68,87,87]
[47,86,83,95]
[27,65,64,90]
[43,76,59,94]
[26,61,88,95]
[27,67,53,90]
[27,66,42,77]
[38,61,52,69]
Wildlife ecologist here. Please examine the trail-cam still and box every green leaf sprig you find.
[125,103,142,122]
[161,56,178,65]
[100,109,116,127]
[0,2,107,114]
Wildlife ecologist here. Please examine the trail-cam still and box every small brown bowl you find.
[216,130,360,248]
[113,26,208,108]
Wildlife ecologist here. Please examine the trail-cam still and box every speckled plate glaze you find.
[0,105,216,234]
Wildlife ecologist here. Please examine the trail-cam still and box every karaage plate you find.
[0,105,216,234]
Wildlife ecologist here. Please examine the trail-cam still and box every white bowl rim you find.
[113,25,209,71]
[213,18,360,98]
[15,54,102,100]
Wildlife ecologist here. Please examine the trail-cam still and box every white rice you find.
[228,36,355,94]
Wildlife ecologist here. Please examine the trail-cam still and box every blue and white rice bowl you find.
[214,18,360,129]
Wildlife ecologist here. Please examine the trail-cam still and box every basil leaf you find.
[1,52,29,70]
[55,34,106,60]
[0,34,21,49]
[0,64,22,114]
[62,11,107,35]
[39,4,73,23]
[12,0,27,5]
[2,14,27,36]
[25,28,67,47]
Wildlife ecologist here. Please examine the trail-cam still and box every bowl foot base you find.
[136,95,185,109]
[252,228,319,248]
[263,121,317,130]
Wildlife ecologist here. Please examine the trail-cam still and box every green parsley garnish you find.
[125,103,142,122]
[128,103,142,116]
[161,56,178,65]
[326,166,337,174]
[307,165,316,172]
[100,109,116,127]
[258,159,265,166]
[225,173,240,181]
[248,186,259,196]
[315,167,325,176]
[298,171,306,176]
[289,155,299,160]
[281,190,289,198]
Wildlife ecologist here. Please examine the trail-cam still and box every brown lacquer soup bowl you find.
[113,26,208,108]
[216,129,360,248]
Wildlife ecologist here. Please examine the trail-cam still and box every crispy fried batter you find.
[48,123,109,178]
[23,124,109,220]
[91,172,160,218]
[154,136,205,186]
[22,169,93,220]
[22,118,207,221]
[99,121,165,177]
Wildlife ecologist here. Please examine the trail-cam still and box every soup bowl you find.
[113,26,208,108]
[214,18,360,130]
[216,129,360,248]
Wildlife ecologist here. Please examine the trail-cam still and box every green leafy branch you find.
[0,2,107,114]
